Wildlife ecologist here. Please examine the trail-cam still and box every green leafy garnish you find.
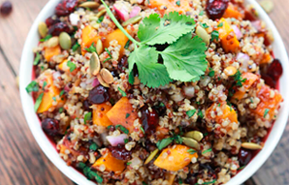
[67,60,76,72]
[118,87,127,97]
[59,107,64,113]
[211,30,219,41]
[78,163,103,183]
[85,42,97,53]
[42,81,47,90]
[115,125,129,134]
[89,142,98,151]
[202,148,212,154]
[72,42,80,52]
[60,90,65,96]
[140,126,145,134]
[127,162,132,165]
[40,34,52,42]
[103,48,113,63]
[201,23,209,28]
[161,34,207,82]
[233,70,247,87]
[124,138,129,143]
[197,110,204,118]
[138,12,196,45]
[217,22,224,27]
[208,68,215,77]
[128,45,172,87]
[97,15,104,23]
[52,97,57,102]
[186,109,196,118]
[199,11,204,16]
[84,112,92,124]
[176,0,181,6]
[156,137,174,150]
[187,148,197,154]
[264,108,270,118]
[100,0,207,88]
[34,52,41,65]
[195,180,217,185]
[124,40,130,49]
[125,113,130,118]
[26,81,39,93]
[34,93,44,112]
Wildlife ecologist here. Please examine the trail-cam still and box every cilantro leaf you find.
[138,12,196,45]
[128,45,172,88]
[34,93,44,112]
[161,34,207,82]
[26,81,39,93]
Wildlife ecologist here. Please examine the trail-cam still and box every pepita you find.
[144,149,159,165]
[184,131,203,142]
[96,39,103,55]
[96,9,107,18]
[259,0,274,13]
[97,73,110,88]
[196,25,210,45]
[91,22,100,30]
[79,1,99,9]
[47,36,59,48]
[182,137,200,150]
[122,15,142,27]
[38,22,48,38]
[59,32,72,50]
[90,52,101,76]
[100,68,114,84]
[241,142,263,150]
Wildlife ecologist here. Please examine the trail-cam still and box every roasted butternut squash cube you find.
[92,151,125,174]
[92,102,113,127]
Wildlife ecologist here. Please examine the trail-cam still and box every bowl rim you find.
[19,0,289,185]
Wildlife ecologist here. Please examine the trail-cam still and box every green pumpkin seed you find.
[38,22,48,38]
[91,22,100,30]
[59,32,72,50]
[90,52,101,76]
[80,2,99,9]
[100,68,114,84]
[122,15,142,27]
[196,25,210,45]
[241,142,263,150]
[144,149,159,165]
[96,9,107,18]
[184,131,203,142]
[259,0,274,13]
[96,39,103,55]
[182,137,200,150]
[47,37,59,48]
[97,73,109,87]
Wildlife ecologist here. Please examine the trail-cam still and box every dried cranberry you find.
[117,56,128,73]
[205,0,229,20]
[41,118,61,136]
[238,149,252,166]
[262,74,276,88]
[88,85,110,104]
[48,22,71,36]
[108,145,132,160]
[153,102,167,117]
[0,1,12,16]
[267,59,283,81]
[55,0,78,17]
[140,106,159,134]
[83,100,92,111]
[45,16,60,28]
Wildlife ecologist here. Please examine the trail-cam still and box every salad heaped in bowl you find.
[25,0,284,184]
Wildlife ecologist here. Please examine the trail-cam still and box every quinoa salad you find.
[26,0,284,184]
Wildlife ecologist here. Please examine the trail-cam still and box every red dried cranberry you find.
[0,1,12,16]
[262,74,276,88]
[205,0,229,20]
[238,149,252,166]
[141,106,159,134]
[45,16,60,28]
[48,22,71,36]
[41,118,61,136]
[55,0,78,17]
[117,56,128,73]
[108,145,132,160]
[83,100,92,111]
[267,59,283,81]
[88,85,110,104]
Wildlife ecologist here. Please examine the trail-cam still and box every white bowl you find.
[19,0,289,184]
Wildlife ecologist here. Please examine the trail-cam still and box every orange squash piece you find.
[92,151,125,174]
[103,29,129,59]
[252,85,283,120]
[106,97,139,133]
[44,45,61,61]
[92,102,113,127]
[154,145,198,171]
[205,103,238,128]
[37,73,66,113]
[81,25,100,54]
[156,126,169,140]
[148,0,191,16]
[217,18,240,53]
[223,3,244,19]
[232,72,259,100]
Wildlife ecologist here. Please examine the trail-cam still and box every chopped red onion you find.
[232,25,242,40]
[129,6,141,18]
[106,134,128,146]
[113,4,129,21]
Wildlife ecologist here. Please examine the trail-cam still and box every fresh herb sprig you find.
[100,0,208,88]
